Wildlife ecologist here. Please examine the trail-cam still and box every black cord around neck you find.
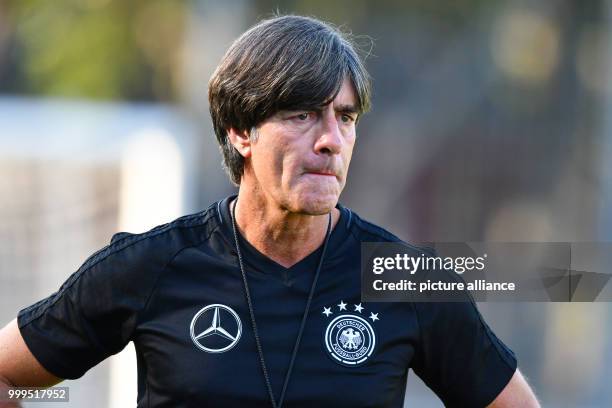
[230,199,332,408]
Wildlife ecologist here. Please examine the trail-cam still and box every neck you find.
[232,188,340,268]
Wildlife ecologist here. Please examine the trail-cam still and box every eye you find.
[296,113,310,121]
[340,114,355,123]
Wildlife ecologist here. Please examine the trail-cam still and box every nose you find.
[313,109,342,155]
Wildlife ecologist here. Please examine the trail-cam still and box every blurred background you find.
[1,0,611,406]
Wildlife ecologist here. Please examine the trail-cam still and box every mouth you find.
[304,169,340,180]
[306,170,336,176]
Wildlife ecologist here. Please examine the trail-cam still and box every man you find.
[0,15,539,407]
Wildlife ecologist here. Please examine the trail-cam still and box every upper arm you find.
[487,369,540,408]
[0,318,62,387]
[10,231,174,381]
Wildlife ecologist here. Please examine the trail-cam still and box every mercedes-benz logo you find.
[190,304,242,353]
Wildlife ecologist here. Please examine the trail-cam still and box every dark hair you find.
[208,15,372,185]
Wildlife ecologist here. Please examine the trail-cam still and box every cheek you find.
[342,135,356,167]
[279,155,303,186]
[252,139,293,184]
[249,145,272,183]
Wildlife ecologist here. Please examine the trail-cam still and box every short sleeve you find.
[411,298,517,407]
[17,232,166,380]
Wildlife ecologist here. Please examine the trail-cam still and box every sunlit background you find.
[1,0,611,406]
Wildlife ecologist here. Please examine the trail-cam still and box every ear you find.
[227,128,252,159]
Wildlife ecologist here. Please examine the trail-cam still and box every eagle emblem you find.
[339,328,362,350]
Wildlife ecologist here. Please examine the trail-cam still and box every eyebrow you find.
[333,104,359,115]
[282,103,359,116]
[310,104,358,116]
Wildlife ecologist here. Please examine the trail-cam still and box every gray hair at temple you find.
[208,15,372,185]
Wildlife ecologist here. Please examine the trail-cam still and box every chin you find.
[289,190,339,216]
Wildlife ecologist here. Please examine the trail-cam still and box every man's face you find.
[245,78,359,215]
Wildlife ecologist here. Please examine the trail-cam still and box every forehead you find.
[333,78,358,108]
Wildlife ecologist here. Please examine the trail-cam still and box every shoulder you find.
[91,201,223,271]
[341,204,434,256]
[18,201,224,327]
[66,202,222,293]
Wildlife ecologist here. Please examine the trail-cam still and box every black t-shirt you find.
[18,196,517,407]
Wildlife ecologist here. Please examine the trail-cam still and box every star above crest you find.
[321,301,379,323]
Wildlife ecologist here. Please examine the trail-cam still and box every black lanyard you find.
[230,199,332,408]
